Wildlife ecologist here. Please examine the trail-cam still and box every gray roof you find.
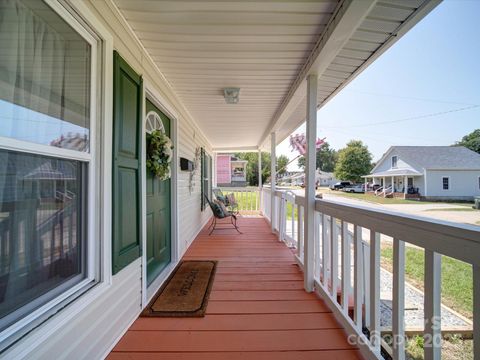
[374,146,480,171]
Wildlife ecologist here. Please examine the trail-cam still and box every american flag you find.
[289,133,325,155]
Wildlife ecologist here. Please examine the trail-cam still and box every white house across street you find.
[363,146,480,200]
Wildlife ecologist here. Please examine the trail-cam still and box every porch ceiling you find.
[112,0,440,152]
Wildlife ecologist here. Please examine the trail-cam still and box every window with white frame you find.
[442,177,449,190]
[391,156,398,168]
[0,0,98,342]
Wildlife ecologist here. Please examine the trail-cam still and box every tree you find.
[233,152,288,186]
[276,155,289,177]
[334,140,373,183]
[297,142,338,172]
[453,129,480,154]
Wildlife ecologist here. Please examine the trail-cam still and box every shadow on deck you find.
[108,217,361,360]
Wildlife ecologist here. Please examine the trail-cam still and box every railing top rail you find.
[316,198,480,266]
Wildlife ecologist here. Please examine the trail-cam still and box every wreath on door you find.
[146,111,173,180]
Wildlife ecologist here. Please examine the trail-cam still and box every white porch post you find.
[304,74,317,292]
[404,175,408,195]
[270,132,276,233]
[391,176,394,192]
[383,177,386,197]
[364,177,367,192]
[258,149,262,211]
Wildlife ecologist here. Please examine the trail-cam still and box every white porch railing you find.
[218,187,260,212]
[260,187,480,360]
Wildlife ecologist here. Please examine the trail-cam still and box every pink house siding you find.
[216,155,231,184]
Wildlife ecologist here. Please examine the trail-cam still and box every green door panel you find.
[112,51,143,274]
[146,99,171,284]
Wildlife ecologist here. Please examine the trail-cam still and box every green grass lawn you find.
[381,244,474,359]
[381,244,473,320]
[228,190,260,211]
[317,187,475,207]
[317,188,426,204]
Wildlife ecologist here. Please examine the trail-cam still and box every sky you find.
[277,0,480,171]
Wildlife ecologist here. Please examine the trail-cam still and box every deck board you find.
[109,217,361,360]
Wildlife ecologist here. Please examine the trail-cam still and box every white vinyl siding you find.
[372,149,420,173]
[426,170,480,199]
[4,1,213,358]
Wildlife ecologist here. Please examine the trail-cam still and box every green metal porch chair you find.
[204,195,241,235]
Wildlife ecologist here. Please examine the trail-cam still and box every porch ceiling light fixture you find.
[223,87,240,104]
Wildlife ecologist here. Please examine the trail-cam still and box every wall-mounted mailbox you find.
[180,157,194,171]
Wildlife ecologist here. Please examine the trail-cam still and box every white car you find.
[342,184,365,193]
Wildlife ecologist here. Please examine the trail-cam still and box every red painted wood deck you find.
[109,217,362,360]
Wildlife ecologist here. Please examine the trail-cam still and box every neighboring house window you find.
[0,0,97,345]
[391,156,398,168]
[442,177,450,190]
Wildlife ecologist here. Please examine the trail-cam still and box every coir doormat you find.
[141,260,217,317]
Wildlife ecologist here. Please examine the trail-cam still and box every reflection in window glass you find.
[0,150,86,331]
[0,0,91,151]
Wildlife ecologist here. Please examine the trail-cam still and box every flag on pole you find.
[289,133,325,155]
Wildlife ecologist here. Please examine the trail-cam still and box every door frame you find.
[141,81,179,307]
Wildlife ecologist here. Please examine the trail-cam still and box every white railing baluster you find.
[314,212,321,281]
[353,225,363,330]
[363,240,371,329]
[341,220,350,315]
[280,195,285,241]
[370,231,381,354]
[298,205,304,262]
[291,203,295,242]
[424,249,441,360]
[330,217,338,301]
[473,264,480,359]
[250,190,252,211]
[392,238,406,360]
[322,215,329,288]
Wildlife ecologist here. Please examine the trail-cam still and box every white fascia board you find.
[213,146,259,153]
[427,168,480,171]
[258,0,377,149]
[260,0,442,149]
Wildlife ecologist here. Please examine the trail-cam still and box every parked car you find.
[342,184,365,193]
[329,181,352,190]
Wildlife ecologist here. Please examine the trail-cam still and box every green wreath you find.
[146,130,173,180]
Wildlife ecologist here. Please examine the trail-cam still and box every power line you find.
[323,104,480,129]
[344,89,479,106]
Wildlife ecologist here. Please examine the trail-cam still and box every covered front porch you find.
[362,171,423,199]
[109,216,360,359]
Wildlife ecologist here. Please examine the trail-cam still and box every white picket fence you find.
[260,187,480,360]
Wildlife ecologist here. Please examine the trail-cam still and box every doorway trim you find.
[141,81,179,308]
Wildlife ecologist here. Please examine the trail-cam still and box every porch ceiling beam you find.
[258,0,377,149]
[212,145,259,153]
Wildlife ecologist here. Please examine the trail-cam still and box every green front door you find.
[145,99,171,285]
